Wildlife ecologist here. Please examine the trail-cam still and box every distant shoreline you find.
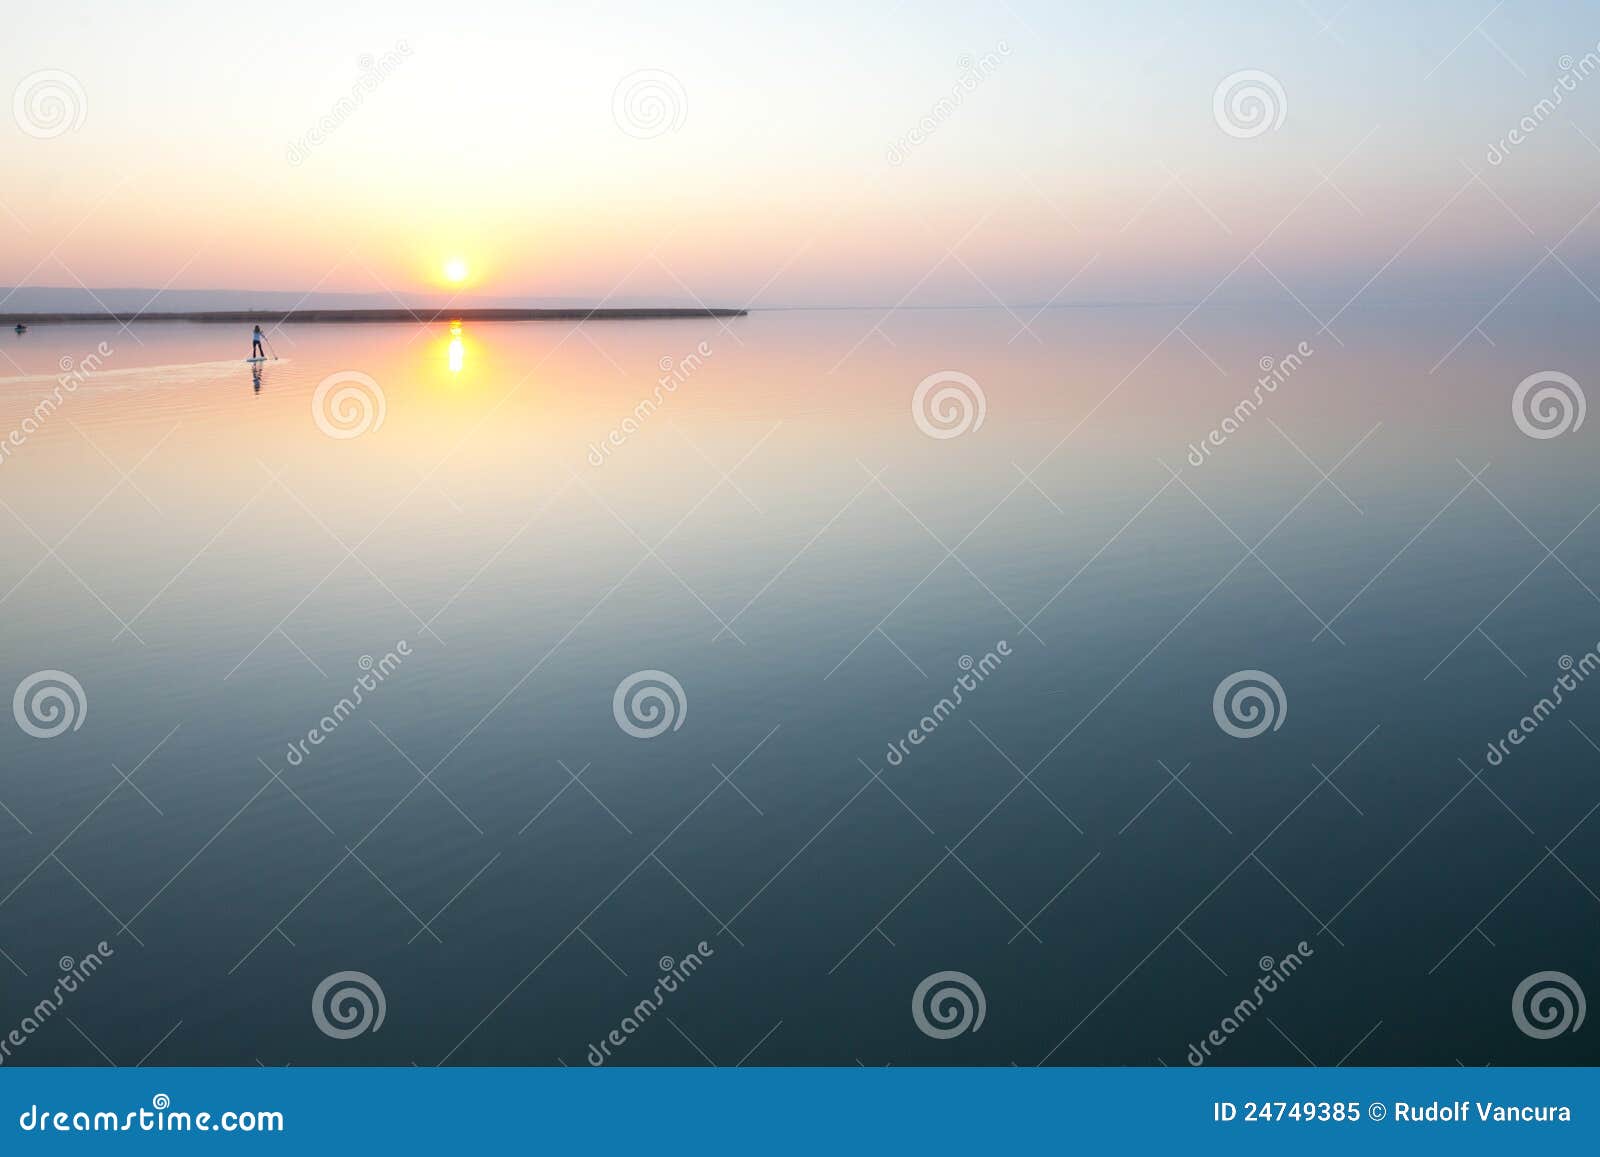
[1,307,746,326]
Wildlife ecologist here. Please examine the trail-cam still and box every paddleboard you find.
[246,356,268,363]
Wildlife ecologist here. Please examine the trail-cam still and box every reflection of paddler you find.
[252,363,263,393]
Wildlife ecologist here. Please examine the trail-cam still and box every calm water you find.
[0,305,1596,1066]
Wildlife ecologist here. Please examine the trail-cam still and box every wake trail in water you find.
[0,359,289,390]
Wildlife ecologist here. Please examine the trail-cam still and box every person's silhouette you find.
[251,325,266,359]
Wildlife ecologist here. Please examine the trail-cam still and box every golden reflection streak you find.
[448,320,464,374]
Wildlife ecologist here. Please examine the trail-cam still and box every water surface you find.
[0,305,1596,1065]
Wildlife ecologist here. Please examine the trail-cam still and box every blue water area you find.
[0,304,1595,1066]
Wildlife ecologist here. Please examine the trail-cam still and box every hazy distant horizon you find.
[6,2,1600,310]
[5,281,1600,317]
[7,0,1600,1091]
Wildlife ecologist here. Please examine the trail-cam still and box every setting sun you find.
[7,0,1596,1102]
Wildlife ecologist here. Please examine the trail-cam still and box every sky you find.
[3,0,1600,307]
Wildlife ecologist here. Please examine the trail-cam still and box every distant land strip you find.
[2,307,746,325]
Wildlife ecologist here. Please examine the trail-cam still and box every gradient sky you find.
[3,0,1599,306]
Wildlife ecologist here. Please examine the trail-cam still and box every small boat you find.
[12,324,26,334]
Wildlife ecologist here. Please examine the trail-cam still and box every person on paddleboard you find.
[251,325,265,359]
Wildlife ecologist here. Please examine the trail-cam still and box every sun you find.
[443,258,469,284]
